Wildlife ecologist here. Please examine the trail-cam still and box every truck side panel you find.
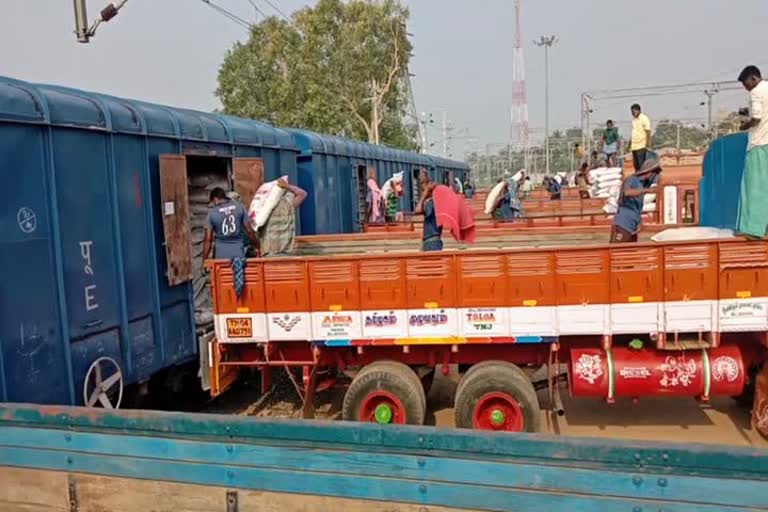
[0,404,766,512]
[210,240,768,348]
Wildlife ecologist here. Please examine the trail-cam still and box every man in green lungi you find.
[737,65,768,238]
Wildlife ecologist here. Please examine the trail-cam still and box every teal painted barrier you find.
[0,404,766,511]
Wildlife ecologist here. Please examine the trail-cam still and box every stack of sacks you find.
[588,167,622,199]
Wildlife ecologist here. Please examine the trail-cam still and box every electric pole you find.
[534,35,557,175]
[704,85,719,140]
[442,111,448,157]
[73,0,128,43]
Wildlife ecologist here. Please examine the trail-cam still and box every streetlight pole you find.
[535,35,557,175]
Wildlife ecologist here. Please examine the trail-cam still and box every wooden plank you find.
[233,157,264,204]
[159,154,193,285]
[0,467,68,511]
[0,468,473,512]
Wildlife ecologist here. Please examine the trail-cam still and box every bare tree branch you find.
[376,22,402,103]
[341,93,374,141]
[368,21,402,144]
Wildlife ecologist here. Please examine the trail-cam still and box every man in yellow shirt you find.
[629,103,652,171]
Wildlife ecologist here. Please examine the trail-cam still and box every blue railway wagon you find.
[290,129,436,234]
[431,154,471,188]
[289,129,469,235]
[0,76,299,406]
[1,404,766,512]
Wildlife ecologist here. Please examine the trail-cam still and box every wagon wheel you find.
[83,357,124,409]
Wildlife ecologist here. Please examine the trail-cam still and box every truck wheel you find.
[454,361,540,432]
[343,361,426,425]
[421,369,435,395]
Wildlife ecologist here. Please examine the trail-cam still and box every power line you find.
[585,80,738,98]
[697,62,768,83]
[201,0,254,30]
[244,0,267,19]
[259,0,290,21]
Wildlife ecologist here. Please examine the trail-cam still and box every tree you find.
[717,112,743,136]
[216,0,415,149]
[652,120,709,151]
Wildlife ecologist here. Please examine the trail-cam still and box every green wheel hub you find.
[490,408,505,426]
[374,403,393,424]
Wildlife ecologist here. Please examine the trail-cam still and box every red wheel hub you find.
[472,392,524,431]
[358,391,406,424]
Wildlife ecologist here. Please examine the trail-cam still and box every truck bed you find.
[296,223,660,255]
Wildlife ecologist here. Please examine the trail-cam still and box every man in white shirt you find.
[629,104,652,171]
[737,65,768,238]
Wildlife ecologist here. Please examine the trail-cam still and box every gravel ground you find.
[194,367,768,448]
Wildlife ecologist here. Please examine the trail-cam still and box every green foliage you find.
[652,120,710,151]
[216,0,415,148]
[717,112,743,135]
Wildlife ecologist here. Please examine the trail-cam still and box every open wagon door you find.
[159,154,193,286]
[233,157,264,204]
[351,164,368,232]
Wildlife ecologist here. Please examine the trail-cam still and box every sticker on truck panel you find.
[362,310,408,338]
[268,313,312,341]
[460,307,510,337]
[407,308,457,337]
[311,311,362,340]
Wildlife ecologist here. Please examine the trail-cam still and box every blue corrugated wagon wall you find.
[290,129,466,235]
[0,77,298,406]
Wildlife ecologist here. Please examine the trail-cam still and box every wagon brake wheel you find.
[83,356,124,409]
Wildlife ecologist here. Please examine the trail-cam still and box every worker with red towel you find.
[414,169,476,251]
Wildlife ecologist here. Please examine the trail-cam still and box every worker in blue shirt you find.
[611,159,661,243]
[415,169,443,251]
[493,172,525,221]
[203,187,259,261]
[545,176,561,200]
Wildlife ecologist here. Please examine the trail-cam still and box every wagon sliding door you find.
[159,154,193,286]
[233,157,264,204]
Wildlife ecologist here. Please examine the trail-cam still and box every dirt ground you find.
[200,368,768,449]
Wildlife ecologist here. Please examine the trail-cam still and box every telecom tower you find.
[509,0,529,170]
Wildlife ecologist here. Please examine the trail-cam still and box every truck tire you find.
[342,361,426,425]
[454,361,541,432]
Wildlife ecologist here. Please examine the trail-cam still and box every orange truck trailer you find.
[206,237,767,433]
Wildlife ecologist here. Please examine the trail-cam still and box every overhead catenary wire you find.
[244,0,268,19]
[259,0,291,21]
[585,80,740,98]
[201,0,254,30]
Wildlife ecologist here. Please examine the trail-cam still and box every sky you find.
[2,0,767,158]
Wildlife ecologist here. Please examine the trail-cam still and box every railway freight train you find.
[0,76,467,407]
